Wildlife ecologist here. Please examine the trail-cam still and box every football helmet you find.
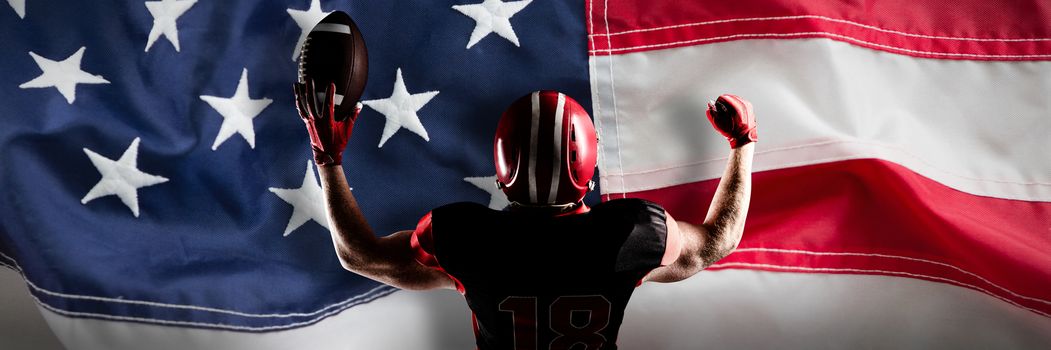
[494,91,597,207]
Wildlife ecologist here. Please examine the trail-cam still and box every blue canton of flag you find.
[0,0,593,331]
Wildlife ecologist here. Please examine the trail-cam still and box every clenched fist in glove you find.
[293,81,361,166]
[706,94,757,149]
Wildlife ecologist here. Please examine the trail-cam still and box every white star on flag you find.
[269,161,330,236]
[81,138,169,218]
[19,47,110,104]
[7,0,24,18]
[287,0,331,61]
[361,68,439,148]
[452,0,533,49]
[464,175,509,210]
[200,68,273,151]
[144,0,197,53]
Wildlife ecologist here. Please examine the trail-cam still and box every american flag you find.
[1,0,590,336]
[2,0,1050,348]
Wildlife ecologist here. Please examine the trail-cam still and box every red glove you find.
[293,81,361,166]
[706,94,757,148]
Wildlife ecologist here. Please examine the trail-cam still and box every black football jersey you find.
[411,198,671,350]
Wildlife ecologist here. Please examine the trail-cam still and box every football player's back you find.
[419,199,669,350]
[299,84,756,349]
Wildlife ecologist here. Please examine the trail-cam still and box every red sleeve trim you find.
[410,212,439,268]
[410,212,466,294]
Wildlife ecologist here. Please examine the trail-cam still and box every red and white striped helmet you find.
[494,90,597,206]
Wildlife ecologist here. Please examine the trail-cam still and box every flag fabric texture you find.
[1,0,590,347]
[1,0,1050,349]
[589,0,1051,348]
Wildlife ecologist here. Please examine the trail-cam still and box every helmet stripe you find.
[527,91,540,203]
[547,93,566,204]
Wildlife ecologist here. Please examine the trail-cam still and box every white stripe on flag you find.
[14,268,1051,349]
[590,38,1051,201]
[619,270,1051,349]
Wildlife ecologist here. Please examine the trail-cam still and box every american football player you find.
[293,82,755,349]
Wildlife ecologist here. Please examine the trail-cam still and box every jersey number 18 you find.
[499,295,612,350]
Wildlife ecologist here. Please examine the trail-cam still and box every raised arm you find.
[317,166,455,290]
[645,94,757,283]
[294,81,455,291]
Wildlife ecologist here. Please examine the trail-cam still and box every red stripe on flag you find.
[624,159,1051,317]
[587,0,1051,60]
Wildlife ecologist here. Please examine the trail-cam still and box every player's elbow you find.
[365,264,450,291]
[332,238,388,273]
[392,278,437,291]
[718,227,744,257]
[336,255,412,288]
[336,250,359,272]
[718,227,742,255]
[334,246,373,273]
[699,225,742,266]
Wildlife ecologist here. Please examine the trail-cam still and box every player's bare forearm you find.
[317,165,377,267]
[698,142,753,266]
[316,165,455,290]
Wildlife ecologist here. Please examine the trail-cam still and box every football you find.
[298,11,368,120]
